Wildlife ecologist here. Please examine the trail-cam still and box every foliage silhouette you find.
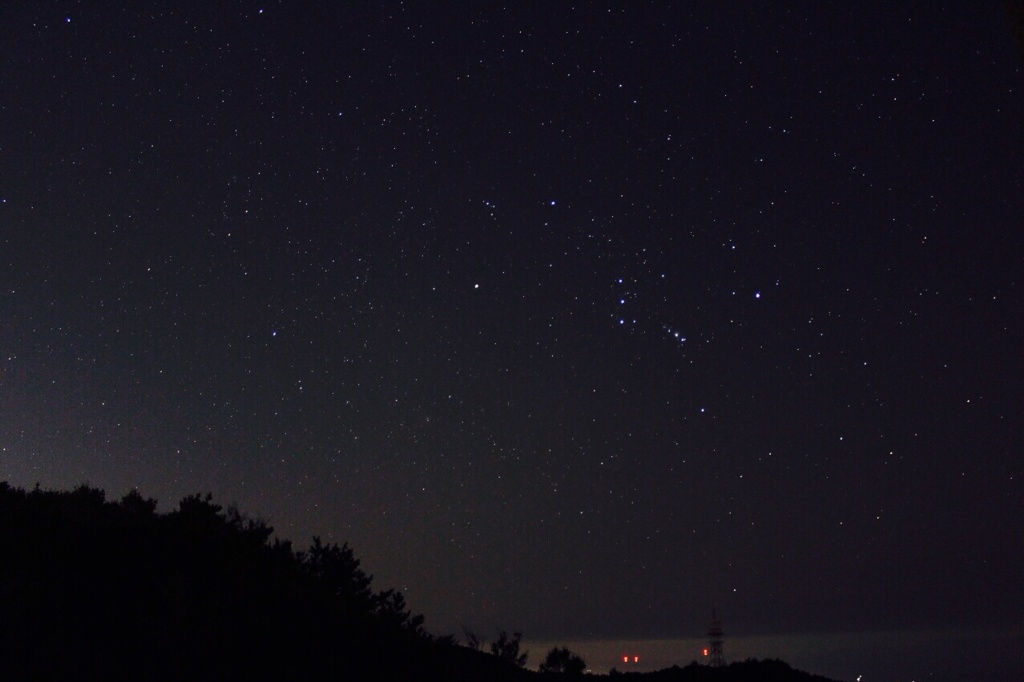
[0,481,844,682]
[539,646,586,674]
[463,627,484,650]
[0,481,534,682]
[491,629,529,667]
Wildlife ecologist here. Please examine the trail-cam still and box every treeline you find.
[609,659,841,682]
[0,482,843,681]
[0,482,531,681]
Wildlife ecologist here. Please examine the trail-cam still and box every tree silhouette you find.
[0,482,447,680]
[374,587,426,635]
[120,489,158,517]
[490,630,529,667]
[463,627,484,650]
[305,535,375,615]
[0,481,847,681]
[539,646,586,675]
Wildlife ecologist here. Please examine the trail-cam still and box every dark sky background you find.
[2,2,1022,680]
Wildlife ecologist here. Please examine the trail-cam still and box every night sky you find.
[2,3,1022,680]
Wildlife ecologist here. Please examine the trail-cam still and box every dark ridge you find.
[607,659,841,681]
[0,481,842,682]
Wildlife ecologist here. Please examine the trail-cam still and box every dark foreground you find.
[605,660,840,681]
[0,482,841,681]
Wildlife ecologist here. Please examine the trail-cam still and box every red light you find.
[703,648,709,657]
[633,656,639,663]
[623,656,628,663]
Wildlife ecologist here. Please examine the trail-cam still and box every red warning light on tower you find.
[703,648,709,657]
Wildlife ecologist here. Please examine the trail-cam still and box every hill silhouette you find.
[608,659,840,681]
[0,482,844,681]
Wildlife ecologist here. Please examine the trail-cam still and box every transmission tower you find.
[706,609,725,667]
